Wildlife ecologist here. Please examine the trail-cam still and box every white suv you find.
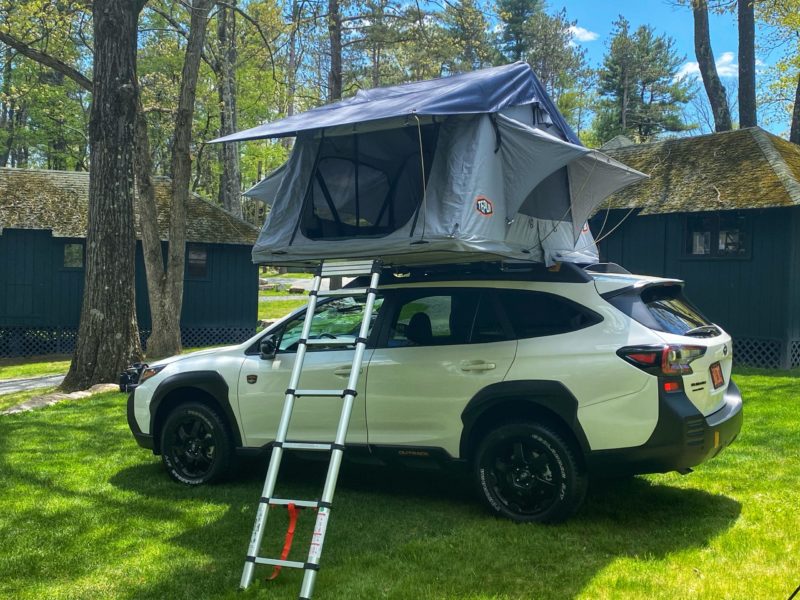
[124,262,742,523]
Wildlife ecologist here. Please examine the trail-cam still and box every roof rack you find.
[343,260,593,285]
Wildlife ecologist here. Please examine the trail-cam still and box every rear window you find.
[607,284,715,336]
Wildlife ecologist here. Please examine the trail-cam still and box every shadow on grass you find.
[106,458,741,600]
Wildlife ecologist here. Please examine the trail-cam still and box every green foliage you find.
[0,1,91,169]
[594,17,694,144]
[496,0,544,61]
[757,0,800,131]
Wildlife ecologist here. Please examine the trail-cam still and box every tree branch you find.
[0,30,92,91]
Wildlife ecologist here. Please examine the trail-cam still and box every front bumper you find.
[126,390,154,451]
[588,379,743,476]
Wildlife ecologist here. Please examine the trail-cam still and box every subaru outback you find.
[124,262,742,523]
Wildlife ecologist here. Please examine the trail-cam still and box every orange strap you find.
[267,503,299,580]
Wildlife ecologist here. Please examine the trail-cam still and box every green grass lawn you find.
[0,371,798,599]
[0,356,70,380]
[258,299,307,321]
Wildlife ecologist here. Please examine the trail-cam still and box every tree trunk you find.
[139,0,214,359]
[216,0,241,217]
[738,0,757,128]
[790,72,800,145]
[692,0,732,132]
[327,0,343,291]
[1,48,13,167]
[62,0,145,391]
[328,0,343,101]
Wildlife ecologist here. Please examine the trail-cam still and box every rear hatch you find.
[596,276,732,416]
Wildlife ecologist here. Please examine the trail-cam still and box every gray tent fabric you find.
[223,64,647,267]
[243,162,287,206]
[248,112,646,266]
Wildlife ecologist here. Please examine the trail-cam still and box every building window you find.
[187,244,208,278]
[63,242,84,268]
[684,214,750,259]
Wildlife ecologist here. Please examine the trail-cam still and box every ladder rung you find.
[293,389,347,398]
[267,498,320,508]
[317,287,370,297]
[320,261,376,277]
[304,338,356,347]
[252,557,305,569]
[282,441,334,451]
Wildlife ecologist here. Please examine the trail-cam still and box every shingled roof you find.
[602,127,800,215]
[0,167,258,245]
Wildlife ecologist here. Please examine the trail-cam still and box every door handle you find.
[460,360,496,372]
[334,366,363,377]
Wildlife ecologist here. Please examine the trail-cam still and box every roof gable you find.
[602,127,800,215]
[0,168,258,245]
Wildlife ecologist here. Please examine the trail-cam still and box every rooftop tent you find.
[221,63,647,267]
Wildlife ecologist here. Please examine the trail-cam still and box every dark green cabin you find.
[0,168,259,357]
[594,127,800,369]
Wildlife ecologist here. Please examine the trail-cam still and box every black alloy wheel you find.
[475,422,587,523]
[160,402,232,485]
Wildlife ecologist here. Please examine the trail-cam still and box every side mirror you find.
[259,334,278,360]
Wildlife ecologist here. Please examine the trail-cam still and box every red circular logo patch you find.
[475,195,493,216]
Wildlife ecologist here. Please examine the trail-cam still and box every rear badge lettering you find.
[475,195,493,216]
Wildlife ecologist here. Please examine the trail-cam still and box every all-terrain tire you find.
[474,421,587,523]
[160,402,232,485]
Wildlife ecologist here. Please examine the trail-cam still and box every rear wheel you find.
[160,402,232,485]
[474,421,587,523]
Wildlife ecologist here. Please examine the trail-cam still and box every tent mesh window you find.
[300,125,439,240]
[732,337,781,369]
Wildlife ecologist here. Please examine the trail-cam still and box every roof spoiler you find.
[583,262,631,275]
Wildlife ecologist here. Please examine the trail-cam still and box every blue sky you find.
[559,0,745,77]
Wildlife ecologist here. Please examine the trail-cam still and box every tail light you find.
[617,344,705,376]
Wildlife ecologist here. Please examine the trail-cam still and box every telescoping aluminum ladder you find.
[240,259,382,599]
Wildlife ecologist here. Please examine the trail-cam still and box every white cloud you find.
[715,51,738,77]
[568,25,599,43]
[676,51,738,80]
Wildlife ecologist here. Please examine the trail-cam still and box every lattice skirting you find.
[0,326,255,358]
[731,337,800,369]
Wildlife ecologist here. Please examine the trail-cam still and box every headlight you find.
[139,365,166,384]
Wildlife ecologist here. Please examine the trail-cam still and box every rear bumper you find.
[588,379,743,476]
[126,390,154,451]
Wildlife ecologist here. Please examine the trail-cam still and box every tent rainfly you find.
[215,62,647,267]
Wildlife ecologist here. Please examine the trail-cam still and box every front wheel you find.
[474,421,587,523]
[160,402,232,485]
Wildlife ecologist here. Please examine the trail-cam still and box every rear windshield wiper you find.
[684,324,721,337]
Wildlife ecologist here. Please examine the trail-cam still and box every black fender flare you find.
[150,371,243,450]
[459,380,590,459]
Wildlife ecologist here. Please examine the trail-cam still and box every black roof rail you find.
[344,261,593,285]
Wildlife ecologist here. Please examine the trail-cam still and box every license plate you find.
[710,362,724,389]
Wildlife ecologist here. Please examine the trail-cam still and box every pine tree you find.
[595,17,694,143]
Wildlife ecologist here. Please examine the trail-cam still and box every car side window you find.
[496,289,600,339]
[386,291,479,347]
[278,295,384,352]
